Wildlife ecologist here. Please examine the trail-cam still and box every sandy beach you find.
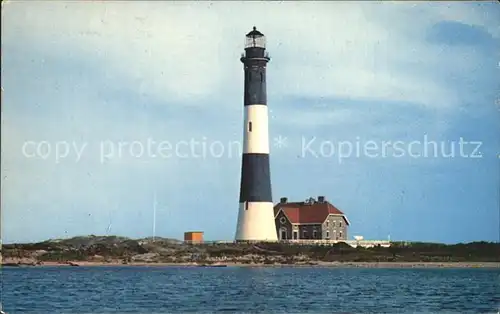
[4,261,499,268]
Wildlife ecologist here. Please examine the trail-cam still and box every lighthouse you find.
[235,27,278,242]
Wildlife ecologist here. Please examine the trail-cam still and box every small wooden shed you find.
[184,231,204,243]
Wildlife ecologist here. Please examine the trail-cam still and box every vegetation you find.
[2,236,499,265]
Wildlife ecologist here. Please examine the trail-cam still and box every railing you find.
[185,240,391,248]
[277,240,391,248]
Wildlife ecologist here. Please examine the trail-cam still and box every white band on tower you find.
[243,104,269,154]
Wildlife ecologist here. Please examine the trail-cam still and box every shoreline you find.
[3,261,499,269]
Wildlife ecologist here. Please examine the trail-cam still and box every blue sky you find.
[2,1,499,244]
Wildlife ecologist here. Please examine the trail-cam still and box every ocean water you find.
[1,266,499,313]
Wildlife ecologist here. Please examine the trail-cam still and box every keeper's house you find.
[274,196,350,241]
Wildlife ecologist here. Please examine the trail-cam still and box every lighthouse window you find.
[248,121,252,132]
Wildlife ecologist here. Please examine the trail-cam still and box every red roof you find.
[274,200,349,225]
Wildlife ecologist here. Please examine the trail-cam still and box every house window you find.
[245,202,249,211]
[339,232,343,239]
[248,121,252,132]
[279,216,286,224]
[313,230,317,239]
[339,221,342,228]
[302,229,307,239]
[326,231,329,239]
[326,221,329,228]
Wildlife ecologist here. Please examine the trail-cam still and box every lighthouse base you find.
[235,202,278,241]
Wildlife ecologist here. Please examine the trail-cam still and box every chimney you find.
[318,196,325,203]
[280,197,288,203]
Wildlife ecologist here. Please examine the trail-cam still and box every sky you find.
[1,1,499,244]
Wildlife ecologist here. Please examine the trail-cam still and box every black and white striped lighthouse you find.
[235,27,278,241]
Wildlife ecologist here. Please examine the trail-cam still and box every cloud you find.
[4,1,496,110]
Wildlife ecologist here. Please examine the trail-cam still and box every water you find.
[1,266,499,313]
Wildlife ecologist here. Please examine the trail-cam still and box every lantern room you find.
[241,26,270,63]
[245,26,266,49]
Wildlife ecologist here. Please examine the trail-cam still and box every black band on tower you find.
[241,47,269,107]
[244,67,267,106]
[239,153,272,203]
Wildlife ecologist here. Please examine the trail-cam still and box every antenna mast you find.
[153,191,157,242]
